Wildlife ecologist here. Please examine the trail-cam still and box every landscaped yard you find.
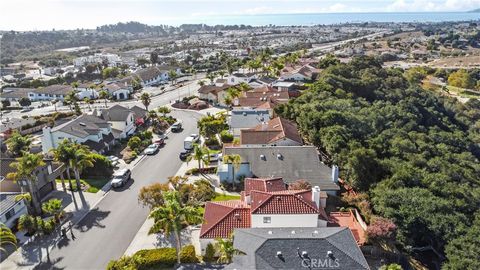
[56,178,110,193]
[212,192,241,201]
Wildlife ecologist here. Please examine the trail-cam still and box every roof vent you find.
[277,153,283,160]
[301,251,308,258]
[79,122,86,126]
[276,196,281,200]
[260,154,266,160]
[313,230,319,234]
[243,112,247,116]
[291,230,296,235]
[268,230,273,235]
[276,251,282,257]
[327,251,334,258]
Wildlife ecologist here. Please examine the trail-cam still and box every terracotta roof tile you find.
[250,189,319,215]
[240,117,302,145]
[244,177,286,196]
[200,200,251,239]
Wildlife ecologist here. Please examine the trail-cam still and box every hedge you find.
[185,167,217,175]
[80,153,113,178]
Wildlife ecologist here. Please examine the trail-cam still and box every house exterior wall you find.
[281,73,308,82]
[218,163,252,182]
[42,126,111,153]
[251,214,319,228]
[0,199,27,228]
[113,89,130,100]
[109,113,135,138]
[76,88,99,99]
[28,92,66,101]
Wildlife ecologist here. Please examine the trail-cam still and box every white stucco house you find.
[104,82,132,100]
[99,105,136,139]
[0,193,28,229]
[227,72,257,85]
[199,177,328,252]
[75,83,99,100]
[42,114,115,154]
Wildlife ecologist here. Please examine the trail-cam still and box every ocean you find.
[187,12,479,26]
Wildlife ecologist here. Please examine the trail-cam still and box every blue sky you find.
[1,0,479,30]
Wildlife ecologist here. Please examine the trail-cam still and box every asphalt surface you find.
[44,109,201,270]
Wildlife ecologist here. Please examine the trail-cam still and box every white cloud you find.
[387,0,480,12]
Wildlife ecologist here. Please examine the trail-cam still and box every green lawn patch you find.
[212,192,241,201]
[56,178,109,193]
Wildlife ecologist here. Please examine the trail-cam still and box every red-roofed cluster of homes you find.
[199,177,330,249]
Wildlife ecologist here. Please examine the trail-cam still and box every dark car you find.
[179,150,191,161]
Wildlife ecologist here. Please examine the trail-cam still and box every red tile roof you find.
[200,200,251,239]
[240,117,302,145]
[244,177,286,196]
[250,190,319,215]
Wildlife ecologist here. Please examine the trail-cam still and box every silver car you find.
[111,169,131,188]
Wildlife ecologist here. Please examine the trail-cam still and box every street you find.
[38,109,201,269]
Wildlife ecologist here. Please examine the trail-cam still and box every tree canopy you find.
[276,56,480,267]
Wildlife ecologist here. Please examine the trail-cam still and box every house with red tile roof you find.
[197,83,233,107]
[240,117,303,146]
[199,177,329,252]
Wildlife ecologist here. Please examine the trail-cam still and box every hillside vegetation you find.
[276,56,480,268]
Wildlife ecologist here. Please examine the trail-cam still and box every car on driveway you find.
[190,134,199,142]
[179,149,191,161]
[108,156,120,167]
[144,144,159,155]
[111,169,131,188]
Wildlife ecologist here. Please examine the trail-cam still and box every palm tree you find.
[168,70,178,85]
[5,130,32,157]
[51,99,58,112]
[215,237,243,264]
[206,72,216,85]
[157,106,171,117]
[217,70,226,78]
[42,199,64,223]
[223,154,242,184]
[0,223,17,253]
[64,91,78,110]
[187,144,209,169]
[140,92,151,111]
[238,82,251,92]
[198,80,206,87]
[7,153,45,214]
[148,191,203,264]
[50,139,75,191]
[70,145,95,208]
[99,90,109,108]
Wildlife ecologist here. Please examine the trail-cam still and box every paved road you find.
[43,110,201,270]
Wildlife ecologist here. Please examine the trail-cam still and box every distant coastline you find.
[469,8,480,12]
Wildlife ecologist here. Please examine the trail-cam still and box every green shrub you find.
[205,137,219,146]
[180,245,199,263]
[128,136,142,150]
[106,255,145,270]
[135,248,177,269]
[203,243,216,262]
[220,130,233,143]
[81,153,113,178]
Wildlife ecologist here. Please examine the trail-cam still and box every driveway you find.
[31,110,202,270]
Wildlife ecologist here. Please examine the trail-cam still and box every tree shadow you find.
[154,228,192,248]
[75,207,110,233]
[32,256,65,270]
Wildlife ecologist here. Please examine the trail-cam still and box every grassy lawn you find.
[56,178,110,193]
[212,192,241,201]
[207,148,221,154]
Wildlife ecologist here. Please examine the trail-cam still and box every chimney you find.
[312,186,321,208]
[331,165,339,183]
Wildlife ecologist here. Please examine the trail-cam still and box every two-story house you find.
[229,108,271,137]
[28,85,73,101]
[199,177,328,251]
[99,105,137,139]
[41,114,115,154]
[240,117,303,146]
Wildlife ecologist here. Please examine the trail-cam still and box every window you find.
[5,208,15,220]
[263,217,271,224]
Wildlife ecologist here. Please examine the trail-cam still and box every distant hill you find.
[469,8,480,12]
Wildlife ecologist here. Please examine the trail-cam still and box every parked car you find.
[179,149,191,161]
[144,144,159,155]
[108,156,120,167]
[184,136,194,151]
[111,169,131,188]
[190,134,199,142]
[154,138,165,145]
[204,153,221,162]
[171,121,183,132]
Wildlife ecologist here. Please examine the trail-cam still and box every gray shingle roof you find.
[229,108,270,130]
[52,114,110,138]
[36,85,73,95]
[101,105,133,122]
[223,146,339,191]
[0,192,21,215]
[130,105,147,119]
[229,227,369,270]
[1,88,33,99]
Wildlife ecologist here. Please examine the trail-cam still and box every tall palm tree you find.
[50,139,75,191]
[148,191,203,264]
[168,70,178,85]
[217,70,226,79]
[223,154,242,184]
[215,237,243,264]
[0,223,17,253]
[187,144,209,169]
[5,130,32,157]
[99,90,109,108]
[140,92,151,111]
[70,145,95,208]
[51,99,58,112]
[7,153,45,214]
[206,72,216,85]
